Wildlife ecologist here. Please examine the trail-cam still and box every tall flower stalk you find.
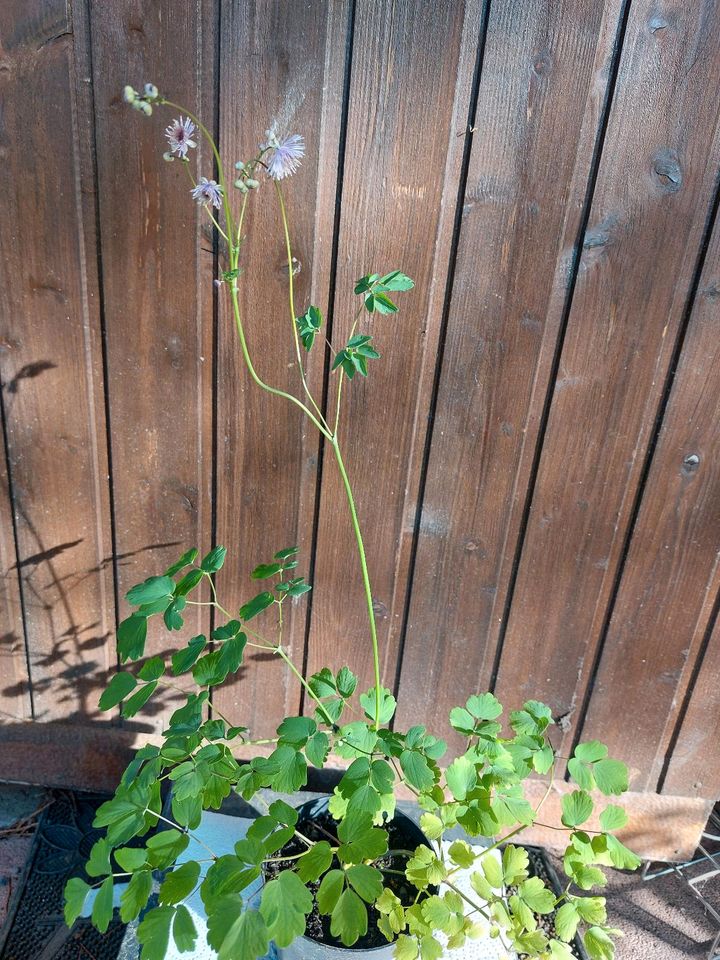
[69,84,638,960]
[154,90,390,727]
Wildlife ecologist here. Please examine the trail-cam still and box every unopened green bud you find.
[234,160,245,171]
[163,152,175,162]
[234,179,248,192]
[245,178,259,189]
[143,83,159,100]
[123,85,137,104]
[140,101,153,116]
[489,926,500,939]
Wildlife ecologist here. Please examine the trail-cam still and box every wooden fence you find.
[1,0,719,813]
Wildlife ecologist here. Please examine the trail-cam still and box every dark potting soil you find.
[263,808,428,951]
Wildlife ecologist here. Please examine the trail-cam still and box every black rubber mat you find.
[0,791,127,960]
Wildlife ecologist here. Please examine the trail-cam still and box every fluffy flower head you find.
[191,177,223,209]
[261,126,305,180]
[165,116,197,158]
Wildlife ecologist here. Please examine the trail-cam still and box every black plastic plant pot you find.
[270,795,430,960]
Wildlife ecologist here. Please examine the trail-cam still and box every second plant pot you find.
[271,795,430,960]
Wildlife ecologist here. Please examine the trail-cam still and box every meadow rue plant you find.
[63,83,641,960]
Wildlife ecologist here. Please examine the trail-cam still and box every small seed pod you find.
[143,83,159,100]
[245,178,260,189]
[122,85,137,104]
[234,179,248,193]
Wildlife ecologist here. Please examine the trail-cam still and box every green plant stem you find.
[228,280,332,439]
[274,181,328,428]
[145,809,218,860]
[443,878,491,923]
[274,642,336,728]
[330,436,382,729]
[332,303,364,437]
[163,100,234,241]
[179,161,230,242]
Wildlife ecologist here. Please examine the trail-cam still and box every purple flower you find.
[261,127,305,180]
[165,116,197,158]
[191,177,223,209]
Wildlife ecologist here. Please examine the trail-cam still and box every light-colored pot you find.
[275,796,427,960]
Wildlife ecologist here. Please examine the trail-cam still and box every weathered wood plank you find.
[306,0,482,702]
[662,610,720,798]
[88,1,217,728]
[395,0,625,743]
[0,440,29,721]
[212,0,351,738]
[0,0,114,720]
[493,0,720,765]
[579,219,720,792]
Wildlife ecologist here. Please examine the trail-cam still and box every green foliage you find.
[568,742,628,796]
[92,876,114,934]
[359,685,396,724]
[238,591,274,621]
[260,871,312,947]
[561,790,594,828]
[295,305,322,351]
[137,906,175,960]
[201,546,227,572]
[164,548,199,577]
[84,534,636,960]
[117,614,148,662]
[171,635,207,675]
[120,869,153,922]
[64,877,91,927]
[332,334,381,379]
[126,575,175,607]
[354,270,414,314]
[449,692,502,737]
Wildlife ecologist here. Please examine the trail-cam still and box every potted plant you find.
[63,82,640,960]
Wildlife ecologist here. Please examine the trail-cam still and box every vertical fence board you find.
[213,0,350,738]
[0,442,29,721]
[493,0,720,760]
[0,0,114,721]
[662,612,720,798]
[306,0,479,698]
[395,0,624,743]
[579,220,720,789]
[88,1,216,729]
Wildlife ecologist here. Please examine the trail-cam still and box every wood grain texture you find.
[0,440,29,721]
[579,218,720,790]
[493,0,720,760]
[212,0,351,738]
[0,0,114,721]
[88,1,217,729]
[395,0,625,745]
[306,0,480,701]
[662,609,720,798]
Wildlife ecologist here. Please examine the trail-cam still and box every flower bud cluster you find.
[122,82,161,116]
[233,159,260,193]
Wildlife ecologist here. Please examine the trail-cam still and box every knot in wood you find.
[648,14,669,33]
[532,49,552,77]
[652,148,682,191]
